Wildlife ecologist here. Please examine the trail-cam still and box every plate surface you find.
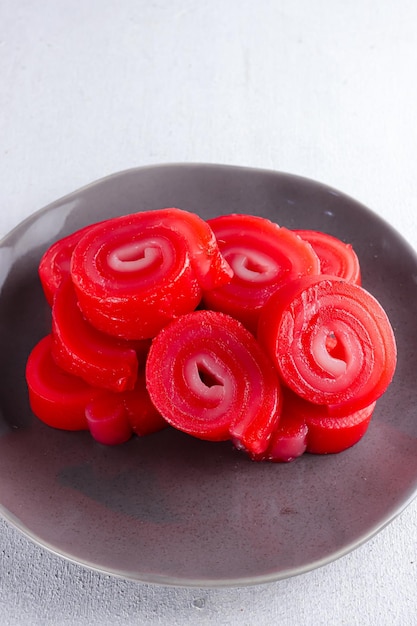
[0,164,416,587]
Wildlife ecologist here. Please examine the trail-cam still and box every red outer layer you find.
[123,370,168,436]
[203,214,320,334]
[293,229,361,285]
[51,278,139,392]
[146,310,282,455]
[254,388,375,460]
[279,388,375,454]
[85,391,133,446]
[39,221,106,305]
[25,335,98,430]
[251,410,308,463]
[305,401,376,454]
[85,375,168,446]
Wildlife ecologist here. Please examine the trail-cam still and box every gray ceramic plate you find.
[0,164,416,587]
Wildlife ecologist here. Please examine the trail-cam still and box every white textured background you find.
[1,1,417,624]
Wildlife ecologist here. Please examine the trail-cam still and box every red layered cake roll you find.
[293,229,361,285]
[258,275,397,415]
[146,309,283,455]
[202,214,320,333]
[70,208,233,340]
